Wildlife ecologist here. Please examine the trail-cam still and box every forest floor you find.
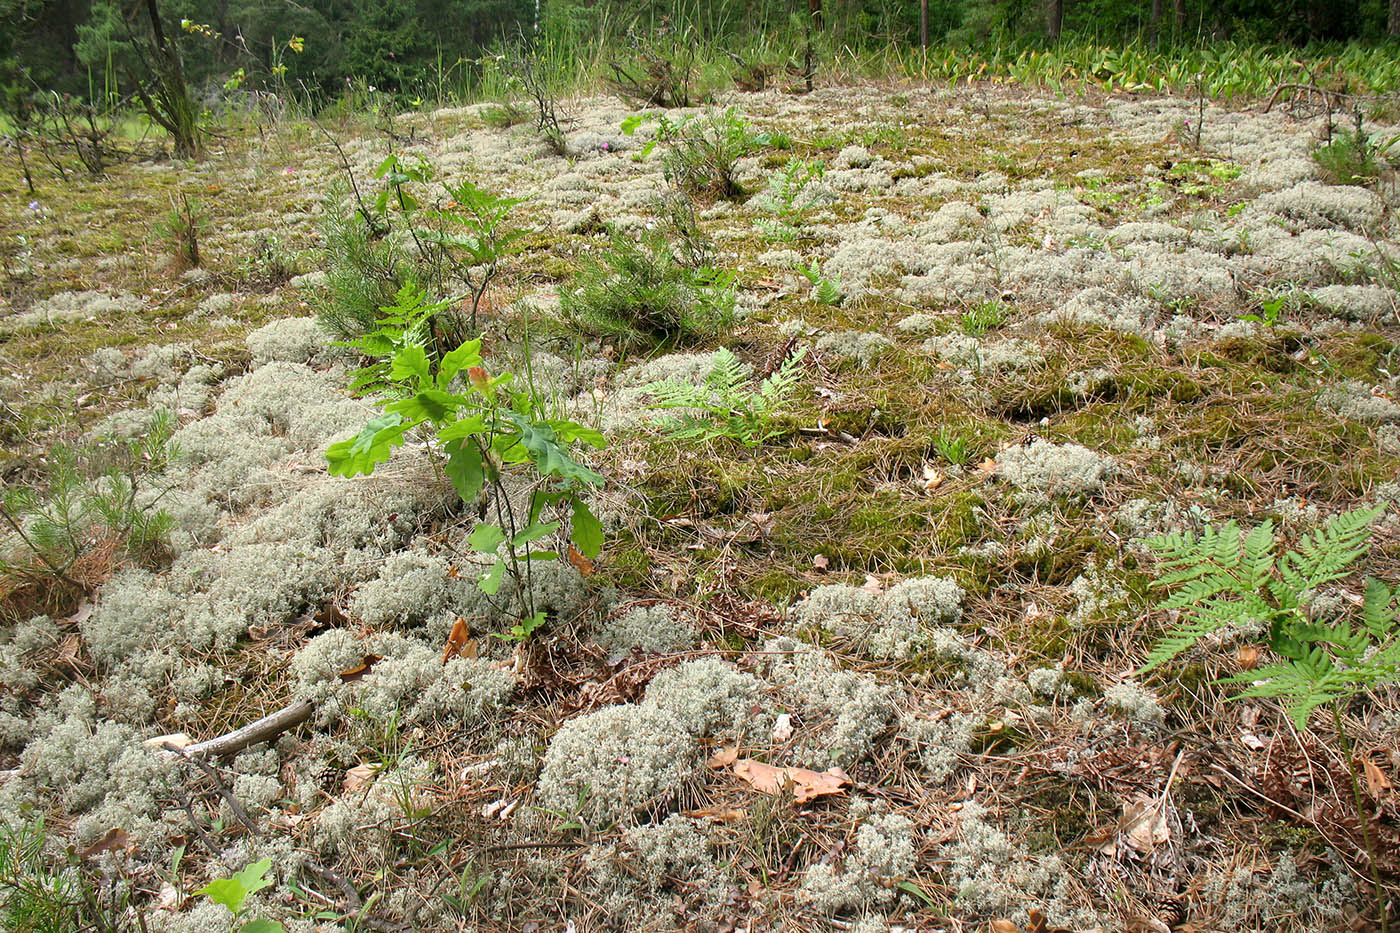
[1,79,1399,933]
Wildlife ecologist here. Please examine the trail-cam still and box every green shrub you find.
[0,413,178,620]
[153,193,206,269]
[328,284,605,638]
[560,235,736,349]
[318,184,408,342]
[1314,115,1398,187]
[661,107,760,202]
[0,816,90,932]
[607,23,696,108]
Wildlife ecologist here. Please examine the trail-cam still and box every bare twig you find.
[181,699,314,760]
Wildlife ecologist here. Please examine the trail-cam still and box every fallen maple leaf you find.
[707,745,739,769]
[343,763,379,795]
[977,457,998,473]
[1120,794,1170,853]
[731,759,850,802]
[443,617,472,664]
[920,464,945,493]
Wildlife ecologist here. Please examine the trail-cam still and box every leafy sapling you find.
[646,347,808,447]
[328,284,606,637]
[370,153,529,338]
[195,857,285,933]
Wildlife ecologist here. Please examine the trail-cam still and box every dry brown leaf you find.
[343,763,378,795]
[1237,644,1260,670]
[339,654,382,682]
[977,457,999,473]
[1364,758,1392,799]
[772,713,793,743]
[443,617,472,664]
[990,921,1021,933]
[1120,794,1170,853]
[155,883,181,911]
[862,574,885,595]
[921,464,945,493]
[812,553,830,571]
[707,745,739,769]
[79,827,130,859]
[684,807,749,823]
[731,759,850,802]
[54,633,82,669]
[567,544,595,576]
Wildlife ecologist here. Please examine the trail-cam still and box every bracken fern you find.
[646,347,807,447]
[1140,505,1398,728]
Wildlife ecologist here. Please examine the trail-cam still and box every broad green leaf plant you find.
[328,284,606,639]
[195,857,285,933]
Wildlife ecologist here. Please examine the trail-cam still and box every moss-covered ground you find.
[0,81,1398,933]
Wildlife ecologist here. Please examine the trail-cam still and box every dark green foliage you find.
[74,0,202,157]
[560,235,736,350]
[318,184,409,343]
[1314,111,1398,187]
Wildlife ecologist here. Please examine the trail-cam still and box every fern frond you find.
[1283,504,1383,592]
[758,347,808,403]
[1224,655,1342,729]
[706,348,750,398]
[1361,577,1398,639]
[646,379,710,411]
[1241,521,1277,589]
[1139,605,1239,672]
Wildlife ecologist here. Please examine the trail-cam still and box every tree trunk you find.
[1173,0,1186,37]
[141,0,201,158]
[1149,0,1163,46]
[921,0,929,48]
[1046,0,1063,40]
[1390,0,1399,36]
[808,0,822,30]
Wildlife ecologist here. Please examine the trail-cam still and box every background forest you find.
[3,0,1399,112]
